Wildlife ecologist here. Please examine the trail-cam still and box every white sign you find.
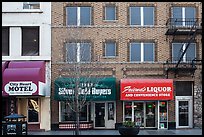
[4,81,37,95]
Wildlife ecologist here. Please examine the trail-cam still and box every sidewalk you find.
[28,128,202,135]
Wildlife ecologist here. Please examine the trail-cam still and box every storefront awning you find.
[120,79,173,100]
[2,61,46,96]
[54,77,116,101]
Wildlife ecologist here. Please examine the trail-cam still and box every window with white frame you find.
[22,26,39,56]
[105,6,116,21]
[129,6,154,26]
[66,42,91,62]
[172,43,196,62]
[130,42,154,62]
[66,6,92,26]
[28,98,39,123]
[23,2,40,9]
[172,7,196,26]
[2,27,9,56]
[105,42,116,57]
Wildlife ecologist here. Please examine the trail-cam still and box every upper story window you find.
[129,6,154,26]
[172,7,196,26]
[105,6,116,21]
[23,2,40,9]
[2,27,9,56]
[66,42,91,62]
[172,43,196,62]
[104,41,116,57]
[66,6,92,26]
[22,27,39,56]
[130,42,154,62]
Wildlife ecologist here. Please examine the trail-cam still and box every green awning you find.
[54,77,116,101]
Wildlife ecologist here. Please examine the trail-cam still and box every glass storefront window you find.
[60,102,89,122]
[159,101,167,129]
[28,98,39,122]
[124,102,132,121]
[108,102,114,120]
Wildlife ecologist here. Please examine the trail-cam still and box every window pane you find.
[80,7,91,25]
[185,7,195,19]
[130,43,141,62]
[172,7,182,26]
[105,6,116,20]
[179,101,189,126]
[80,43,91,62]
[186,43,195,61]
[185,7,195,25]
[172,43,183,62]
[2,27,9,56]
[105,42,116,57]
[66,43,77,62]
[28,98,39,122]
[176,81,192,96]
[130,7,140,25]
[23,2,40,9]
[22,27,39,56]
[61,102,88,121]
[144,7,154,25]
[144,43,154,61]
[124,102,132,121]
[67,7,77,25]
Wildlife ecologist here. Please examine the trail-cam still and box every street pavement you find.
[28,128,202,135]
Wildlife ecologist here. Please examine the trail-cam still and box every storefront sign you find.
[54,77,116,101]
[4,81,37,95]
[120,79,173,100]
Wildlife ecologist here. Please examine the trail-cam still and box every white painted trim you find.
[77,7,80,26]
[141,42,144,62]
[182,7,185,26]
[59,102,61,122]
[141,7,144,26]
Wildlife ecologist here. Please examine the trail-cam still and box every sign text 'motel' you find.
[4,81,37,95]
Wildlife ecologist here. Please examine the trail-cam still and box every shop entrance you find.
[145,102,156,127]
[94,102,116,129]
[176,96,193,128]
[95,103,105,127]
[125,101,157,128]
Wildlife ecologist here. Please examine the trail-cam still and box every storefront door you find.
[145,102,156,127]
[176,96,193,128]
[95,103,105,127]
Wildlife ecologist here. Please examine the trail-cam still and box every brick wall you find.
[51,2,202,127]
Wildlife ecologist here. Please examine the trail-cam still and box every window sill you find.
[3,9,43,13]
[101,56,118,59]
[103,20,118,23]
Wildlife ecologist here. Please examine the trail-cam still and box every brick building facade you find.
[51,2,202,130]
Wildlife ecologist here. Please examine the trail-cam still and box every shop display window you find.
[60,102,89,122]
[28,98,39,122]
[159,101,167,129]
[108,102,114,120]
[124,102,132,121]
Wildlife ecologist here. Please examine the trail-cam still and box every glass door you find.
[95,103,105,127]
[176,96,193,128]
[145,102,156,127]
[134,102,144,127]
[178,101,189,126]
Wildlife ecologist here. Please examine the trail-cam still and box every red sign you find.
[120,79,173,100]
